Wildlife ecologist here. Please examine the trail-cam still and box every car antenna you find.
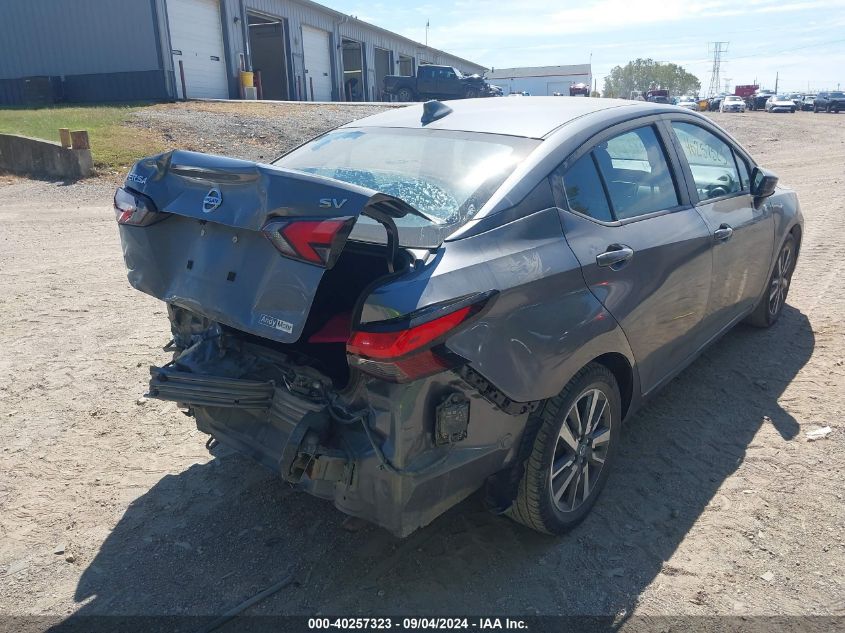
[421,100,453,125]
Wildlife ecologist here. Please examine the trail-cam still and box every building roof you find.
[486,64,591,80]
[342,96,647,139]
[295,0,486,72]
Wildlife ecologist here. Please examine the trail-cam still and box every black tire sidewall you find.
[535,368,622,532]
[767,235,797,325]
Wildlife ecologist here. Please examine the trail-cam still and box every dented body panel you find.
[118,98,802,536]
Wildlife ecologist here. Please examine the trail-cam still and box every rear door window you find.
[671,121,742,201]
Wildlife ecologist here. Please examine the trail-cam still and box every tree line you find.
[602,58,702,98]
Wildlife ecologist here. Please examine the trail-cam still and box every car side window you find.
[671,121,742,201]
[733,151,750,190]
[594,126,679,220]
[561,153,614,222]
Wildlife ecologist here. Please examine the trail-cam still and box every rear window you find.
[275,127,540,245]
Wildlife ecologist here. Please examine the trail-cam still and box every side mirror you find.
[751,166,778,200]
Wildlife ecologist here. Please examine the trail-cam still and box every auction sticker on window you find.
[259,314,294,334]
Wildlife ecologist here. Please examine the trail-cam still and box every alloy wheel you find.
[549,388,612,513]
[768,242,793,317]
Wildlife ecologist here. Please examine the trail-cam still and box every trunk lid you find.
[119,150,418,344]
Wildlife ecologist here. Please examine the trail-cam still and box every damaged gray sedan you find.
[117,98,802,536]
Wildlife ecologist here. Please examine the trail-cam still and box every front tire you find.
[508,363,621,535]
[746,234,797,328]
[396,87,415,102]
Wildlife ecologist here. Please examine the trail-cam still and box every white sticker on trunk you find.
[259,314,294,334]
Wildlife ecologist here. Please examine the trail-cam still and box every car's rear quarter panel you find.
[359,205,636,404]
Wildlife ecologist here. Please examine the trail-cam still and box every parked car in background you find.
[708,94,726,111]
[115,98,802,537]
[787,93,803,109]
[801,95,816,111]
[747,91,775,110]
[814,91,845,113]
[508,91,530,97]
[720,95,746,112]
[383,65,491,102]
[766,95,796,113]
[677,96,699,110]
[570,83,590,97]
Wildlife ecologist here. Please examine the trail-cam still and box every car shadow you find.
[51,305,812,630]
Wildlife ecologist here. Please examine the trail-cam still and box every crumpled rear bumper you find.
[149,366,331,481]
[146,343,527,537]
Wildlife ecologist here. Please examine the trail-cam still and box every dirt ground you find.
[0,104,843,630]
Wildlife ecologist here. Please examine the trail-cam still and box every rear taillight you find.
[114,187,168,226]
[347,294,494,383]
[262,217,355,269]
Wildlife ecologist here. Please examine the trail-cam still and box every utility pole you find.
[707,41,729,98]
[425,20,429,47]
[774,71,779,94]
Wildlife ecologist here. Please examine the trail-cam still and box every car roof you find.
[340,97,655,139]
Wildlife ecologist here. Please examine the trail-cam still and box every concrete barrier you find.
[0,133,94,179]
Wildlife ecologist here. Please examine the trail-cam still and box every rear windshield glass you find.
[274,127,540,246]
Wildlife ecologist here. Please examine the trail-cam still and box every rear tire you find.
[397,87,415,102]
[746,234,797,328]
[507,363,622,535]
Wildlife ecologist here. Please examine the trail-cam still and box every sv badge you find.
[319,198,347,209]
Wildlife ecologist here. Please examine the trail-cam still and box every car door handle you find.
[596,244,634,269]
[714,224,734,241]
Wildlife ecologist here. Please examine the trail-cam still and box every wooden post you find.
[70,130,90,150]
[178,59,188,101]
[254,70,263,100]
[296,75,302,101]
[59,128,71,149]
[309,76,315,101]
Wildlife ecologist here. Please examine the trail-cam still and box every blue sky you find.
[329,0,845,94]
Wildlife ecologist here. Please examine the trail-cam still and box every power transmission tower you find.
[707,42,729,98]
[723,77,732,94]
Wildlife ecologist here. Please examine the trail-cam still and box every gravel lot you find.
[129,101,396,164]
[0,103,843,630]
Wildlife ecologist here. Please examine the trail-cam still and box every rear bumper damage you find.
[148,333,529,537]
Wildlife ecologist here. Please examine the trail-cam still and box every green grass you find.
[0,103,166,173]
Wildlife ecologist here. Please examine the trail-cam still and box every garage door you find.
[301,25,333,101]
[546,81,571,96]
[168,0,229,99]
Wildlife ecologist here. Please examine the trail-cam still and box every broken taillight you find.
[114,187,168,226]
[347,293,495,383]
[262,217,355,269]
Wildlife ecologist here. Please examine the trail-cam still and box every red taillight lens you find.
[114,187,168,226]
[114,187,169,226]
[347,306,472,359]
[262,217,355,268]
[347,294,494,383]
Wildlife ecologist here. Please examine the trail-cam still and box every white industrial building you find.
[486,64,592,96]
[0,0,486,105]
